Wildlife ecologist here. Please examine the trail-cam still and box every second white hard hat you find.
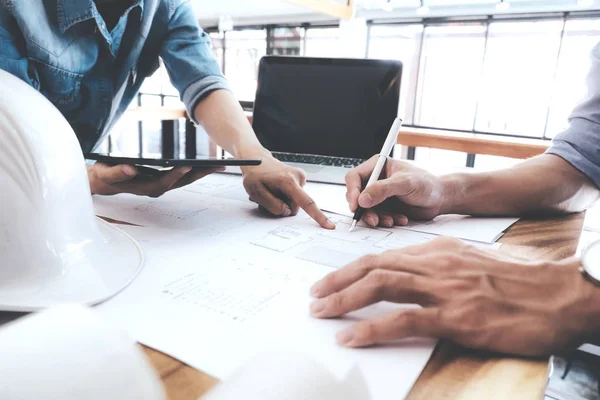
[0,69,143,311]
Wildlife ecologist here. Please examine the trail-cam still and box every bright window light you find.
[416,5,430,14]
[496,1,510,10]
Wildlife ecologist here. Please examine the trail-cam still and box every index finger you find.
[345,155,379,213]
[284,182,336,229]
[310,269,437,319]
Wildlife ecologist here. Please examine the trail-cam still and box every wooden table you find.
[143,213,585,400]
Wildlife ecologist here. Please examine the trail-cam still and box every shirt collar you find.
[57,0,96,33]
[57,0,144,34]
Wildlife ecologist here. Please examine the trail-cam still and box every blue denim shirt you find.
[0,0,229,152]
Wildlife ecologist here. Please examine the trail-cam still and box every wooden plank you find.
[397,128,550,159]
[143,212,584,399]
[281,0,355,19]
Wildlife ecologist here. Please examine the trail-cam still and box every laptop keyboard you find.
[272,152,364,168]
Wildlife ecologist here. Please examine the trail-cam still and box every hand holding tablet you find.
[85,152,261,196]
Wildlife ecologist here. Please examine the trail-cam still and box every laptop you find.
[243,56,403,185]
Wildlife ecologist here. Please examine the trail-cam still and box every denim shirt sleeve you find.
[546,41,600,188]
[0,3,34,87]
[160,0,230,123]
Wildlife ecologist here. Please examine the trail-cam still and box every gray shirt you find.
[547,42,600,187]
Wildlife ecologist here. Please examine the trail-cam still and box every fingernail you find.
[336,329,355,346]
[359,193,373,208]
[325,218,336,230]
[123,166,137,176]
[383,219,393,228]
[310,283,321,297]
[282,207,292,217]
[310,300,326,316]
[398,216,408,226]
[366,216,377,226]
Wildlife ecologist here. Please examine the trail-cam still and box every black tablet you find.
[86,152,262,168]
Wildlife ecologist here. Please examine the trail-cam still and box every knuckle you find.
[326,293,345,312]
[435,253,463,271]
[365,269,390,291]
[245,183,260,196]
[284,171,297,183]
[433,236,463,249]
[359,254,380,270]
[437,307,463,336]
[354,321,377,342]
[302,197,316,209]
[277,204,288,215]
[393,311,418,334]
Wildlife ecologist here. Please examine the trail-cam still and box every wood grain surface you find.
[142,212,585,400]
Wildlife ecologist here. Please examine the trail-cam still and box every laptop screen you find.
[252,57,402,160]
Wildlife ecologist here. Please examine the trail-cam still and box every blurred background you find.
[103,0,600,171]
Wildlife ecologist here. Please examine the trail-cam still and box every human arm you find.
[87,163,224,197]
[347,41,600,227]
[310,237,600,356]
[345,154,599,227]
[159,1,334,228]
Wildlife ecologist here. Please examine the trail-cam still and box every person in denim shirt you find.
[0,0,336,229]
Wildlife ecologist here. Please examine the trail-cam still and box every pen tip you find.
[349,220,357,232]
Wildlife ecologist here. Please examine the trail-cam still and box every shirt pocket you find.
[27,58,83,112]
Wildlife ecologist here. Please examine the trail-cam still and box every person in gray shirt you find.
[309,43,600,356]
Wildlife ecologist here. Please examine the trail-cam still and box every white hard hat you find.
[0,305,166,400]
[0,69,143,311]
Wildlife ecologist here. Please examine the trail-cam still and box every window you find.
[209,31,225,71]
[305,23,368,59]
[368,24,424,125]
[270,27,304,56]
[414,23,487,131]
[224,29,267,101]
[475,19,564,137]
[414,148,469,170]
[305,27,343,58]
[546,18,600,138]
[473,154,522,171]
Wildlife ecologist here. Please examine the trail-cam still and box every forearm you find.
[441,154,599,216]
[193,90,267,159]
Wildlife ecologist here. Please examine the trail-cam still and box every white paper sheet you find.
[99,192,502,400]
[98,235,437,400]
[94,174,514,244]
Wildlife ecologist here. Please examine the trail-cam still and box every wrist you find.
[439,173,464,215]
[232,140,271,160]
[556,257,600,345]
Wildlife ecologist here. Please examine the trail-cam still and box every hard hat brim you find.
[0,218,144,312]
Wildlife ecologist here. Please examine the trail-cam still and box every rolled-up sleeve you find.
[547,42,600,187]
[160,0,230,123]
